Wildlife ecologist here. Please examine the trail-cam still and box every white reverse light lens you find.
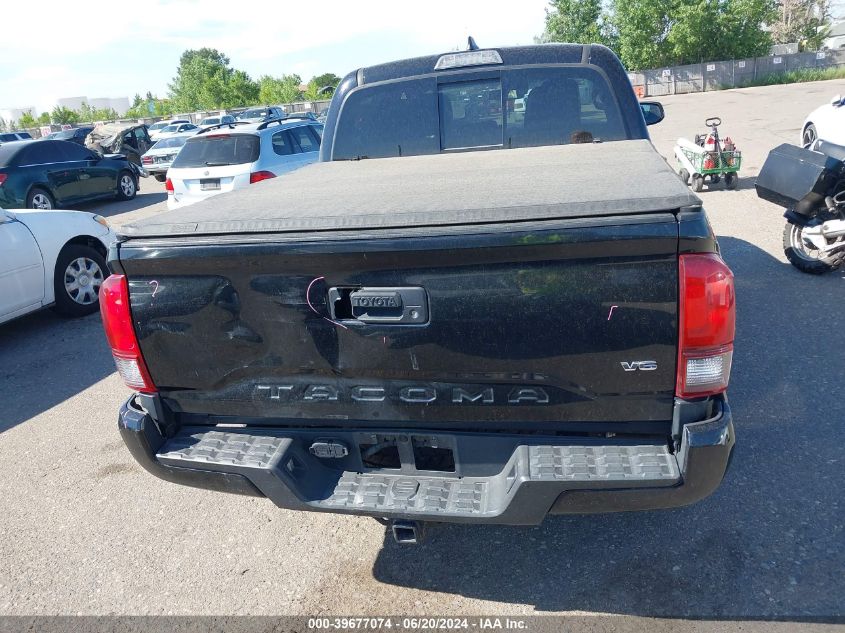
[113,355,147,390]
[684,351,733,392]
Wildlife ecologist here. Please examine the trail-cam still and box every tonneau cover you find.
[120,140,700,239]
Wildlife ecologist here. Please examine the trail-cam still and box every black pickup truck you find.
[101,44,736,542]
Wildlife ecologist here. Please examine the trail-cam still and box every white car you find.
[198,114,236,129]
[152,122,199,141]
[141,133,194,182]
[165,119,323,210]
[801,95,845,148]
[0,131,33,144]
[148,119,191,141]
[0,207,114,325]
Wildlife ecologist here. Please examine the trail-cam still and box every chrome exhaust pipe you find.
[390,520,426,544]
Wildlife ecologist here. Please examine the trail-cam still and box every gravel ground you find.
[0,80,843,627]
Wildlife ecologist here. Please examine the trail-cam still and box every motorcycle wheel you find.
[783,221,845,274]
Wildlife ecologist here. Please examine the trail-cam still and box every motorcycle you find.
[756,140,845,274]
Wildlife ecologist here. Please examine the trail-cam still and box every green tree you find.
[124,94,148,119]
[17,110,37,129]
[125,93,175,119]
[78,102,93,122]
[311,73,342,92]
[168,48,259,110]
[37,112,51,125]
[611,0,672,69]
[89,107,119,121]
[224,69,260,108]
[51,106,81,125]
[610,0,775,70]
[543,0,614,47]
[665,0,773,64]
[258,74,302,104]
[771,0,831,49]
[302,80,325,102]
[153,99,175,117]
[0,118,9,132]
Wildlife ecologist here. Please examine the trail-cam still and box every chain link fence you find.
[629,49,845,97]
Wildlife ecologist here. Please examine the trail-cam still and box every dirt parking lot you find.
[1,80,843,627]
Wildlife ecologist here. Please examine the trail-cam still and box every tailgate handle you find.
[329,287,428,324]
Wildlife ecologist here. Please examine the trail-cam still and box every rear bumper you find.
[143,164,171,175]
[118,397,734,525]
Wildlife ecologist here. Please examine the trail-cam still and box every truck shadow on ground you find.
[74,191,167,217]
[0,311,115,433]
[371,236,845,620]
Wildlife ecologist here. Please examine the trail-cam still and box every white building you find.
[822,20,845,50]
[56,96,131,116]
[56,96,87,112]
[0,106,38,126]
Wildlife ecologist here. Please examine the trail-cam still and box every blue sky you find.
[0,0,549,114]
[4,0,844,115]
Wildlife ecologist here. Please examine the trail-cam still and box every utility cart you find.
[675,117,741,192]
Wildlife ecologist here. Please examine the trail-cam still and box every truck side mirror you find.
[831,94,843,107]
[640,101,665,125]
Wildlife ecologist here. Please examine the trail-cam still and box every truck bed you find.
[120,140,699,239]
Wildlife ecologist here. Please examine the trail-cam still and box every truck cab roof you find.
[320,43,648,161]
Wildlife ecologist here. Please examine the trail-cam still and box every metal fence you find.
[628,49,845,97]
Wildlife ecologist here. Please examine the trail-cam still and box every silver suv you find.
[165,118,322,210]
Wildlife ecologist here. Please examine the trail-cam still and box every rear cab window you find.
[331,65,629,159]
[152,136,189,150]
[172,134,260,167]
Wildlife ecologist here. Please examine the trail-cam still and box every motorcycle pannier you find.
[755,143,843,216]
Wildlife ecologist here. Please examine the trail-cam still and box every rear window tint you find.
[0,143,26,165]
[152,136,189,150]
[332,65,629,159]
[332,77,440,159]
[439,80,503,150]
[17,141,63,165]
[289,126,320,152]
[171,135,259,168]
[271,130,295,155]
[504,67,627,148]
[58,142,96,161]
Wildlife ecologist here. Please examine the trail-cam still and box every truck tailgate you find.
[118,214,680,431]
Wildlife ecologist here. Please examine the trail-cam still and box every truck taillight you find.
[165,178,174,193]
[676,253,735,399]
[250,170,275,184]
[100,275,156,393]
